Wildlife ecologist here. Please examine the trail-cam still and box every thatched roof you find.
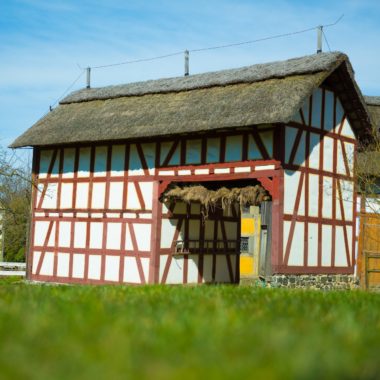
[11,52,372,148]
[163,184,269,218]
[357,151,380,177]
[365,96,380,130]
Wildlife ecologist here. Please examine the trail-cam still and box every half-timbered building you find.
[11,52,372,286]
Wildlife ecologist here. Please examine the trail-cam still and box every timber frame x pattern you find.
[28,86,357,285]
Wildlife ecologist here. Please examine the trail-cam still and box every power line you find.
[89,14,344,69]
[50,69,85,108]
[322,30,332,52]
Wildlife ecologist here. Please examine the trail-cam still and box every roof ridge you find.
[60,51,346,104]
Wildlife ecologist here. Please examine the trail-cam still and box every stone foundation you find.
[266,274,359,290]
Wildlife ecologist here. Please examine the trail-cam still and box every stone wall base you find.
[265,274,359,290]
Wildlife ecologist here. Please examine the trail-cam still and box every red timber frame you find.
[279,87,357,274]
[28,127,282,285]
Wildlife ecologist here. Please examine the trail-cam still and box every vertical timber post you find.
[317,26,323,54]
[86,67,91,88]
[184,50,189,76]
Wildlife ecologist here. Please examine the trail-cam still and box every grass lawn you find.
[0,279,379,380]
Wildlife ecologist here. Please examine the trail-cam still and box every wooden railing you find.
[0,262,26,277]
[174,239,239,255]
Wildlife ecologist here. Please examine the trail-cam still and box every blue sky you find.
[1,0,379,162]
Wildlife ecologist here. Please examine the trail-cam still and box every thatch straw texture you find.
[357,151,380,177]
[365,97,380,130]
[163,184,269,218]
[11,52,371,148]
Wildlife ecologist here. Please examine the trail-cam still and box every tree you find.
[0,149,31,262]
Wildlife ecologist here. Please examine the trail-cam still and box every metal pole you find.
[184,50,189,76]
[86,67,91,88]
[317,26,323,53]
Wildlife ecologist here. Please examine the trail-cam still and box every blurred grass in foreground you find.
[0,282,379,380]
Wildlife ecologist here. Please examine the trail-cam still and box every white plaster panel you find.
[341,180,354,221]
[34,221,50,246]
[110,145,125,176]
[335,226,347,266]
[206,138,220,163]
[160,219,177,249]
[42,183,58,209]
[105,256,120,282]
[323,90,334,132]
[341,118,355,138]
[322,177,333,219]
[59,221,71,248]
[248,134,262,160]
[335,99,345,134]
[323,137,334,172]
[321,225,332,266]
[301,98,309,125]
[336,141,346,175]
[294,131,306,166]
[91,182,106,209]
[78,147,91,177]
[160,141,180,166]
[309,133,320,169]
[32,251,41,274]
[141,257,150,282]
[74,222,87,248]
[90,222,103,249]
[344,142,355,176]
[125,224,133,250]
[284,170,302,215]
[129,145,144,176]
[225,135,242,162]
[75,183,89,209]
[166,257,184,284]
[40,252,54,276]
[62,148,75,178]
[308,174,319,217]
[60,183,73,209]
[88,255,101,280]
[202,255,213,283]
[94,146,107,177]
[287,222,304,266]
[215,255,230,282]
[39,150,54,178]
[109,182,124,210]
[187,255,199,284]
[311,88,322,128]
[139,182,153,210]
[285,126,298,164]
[123,257,141,283]
[260,130,273,157]
[57,252,70,277]
[133,223,151,251]
[106,223,122,250]
[346,226,353,265]
[186,139,201,164]
[335,180,342,220]
[126,182,141,210]
[159,255,169,282]
[308,223,318,267]
[142,143,156,175]
[72,254,85,278]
